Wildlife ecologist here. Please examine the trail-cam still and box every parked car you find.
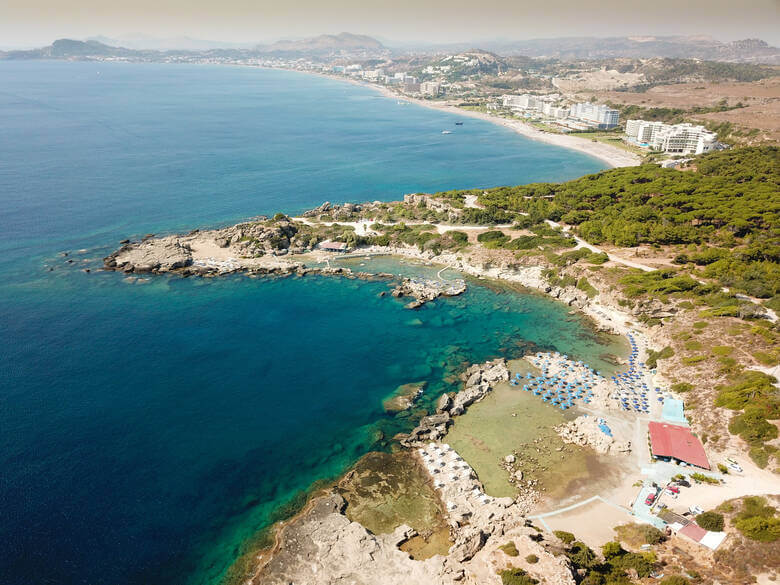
[676,479,691,488]
[689,505,704,515]
[727,461,743,473]
[667,485,680,494]
[645,493,657,506]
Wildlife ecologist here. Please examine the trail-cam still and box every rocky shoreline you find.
[96,203,664,585]
[247,358,579,585]
[399,359,509,447]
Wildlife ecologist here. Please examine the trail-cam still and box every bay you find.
[0,61,609,585]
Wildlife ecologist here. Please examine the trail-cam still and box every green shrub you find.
[660,576,690,585]
[477,230,510,249]
[586,252,609,264]
[682,355,708,365]
[614,523,665,545]
[684,340,703,351]
[717,463,729,474]
[608,548,656,578]
[554,530,575,544]
[448,231,469,245]
[728,407,778,445]
[601,541,624,560]
[566,541,597,569]
[716,371,779,416]
[646,346,674,369]
[499,568,539,585]
[499,541,519,557]
[671,382,693,393]
[525,554,539,564]
[711,346,733,357]
[753,351,778,366]
[748,445,772,468]
[735,515,780,542]
[696,511,725,531]
[577,277,599,298]
[691,473,720,485]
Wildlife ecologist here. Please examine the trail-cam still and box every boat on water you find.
[441,130,453,134]
[455,122,463,125]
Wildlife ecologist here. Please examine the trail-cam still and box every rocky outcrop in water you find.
[103,238,193,273]
[391,277,467,309]
[402,359,508,447]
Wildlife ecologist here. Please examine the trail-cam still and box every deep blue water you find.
[0,61,608,585]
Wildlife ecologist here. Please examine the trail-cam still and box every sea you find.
[0,61,611,585]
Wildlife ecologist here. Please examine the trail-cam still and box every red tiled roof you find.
[648,421,710,469]
[679,522,707,542]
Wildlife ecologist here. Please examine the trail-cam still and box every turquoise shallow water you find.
[0,61,609,584]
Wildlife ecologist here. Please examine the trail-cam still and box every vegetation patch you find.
[690,473,720,485]
[671,382,693,393]
[696,511,725,531]
[553,530,575,544]
[646,346,674,369]
[733,496,780,542]
[499,541,520,557]
[499,568,538,585]
[614,523,665,546]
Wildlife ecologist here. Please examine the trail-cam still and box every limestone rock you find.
[436,393,453,413]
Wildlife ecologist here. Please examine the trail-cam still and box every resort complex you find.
[625,120,720,154]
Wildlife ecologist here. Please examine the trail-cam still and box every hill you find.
[427,36,780,64]
[0,39,136,59]
[257,32,385,56]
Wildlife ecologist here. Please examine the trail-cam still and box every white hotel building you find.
[625,120,718,155]
[568,102,620,129]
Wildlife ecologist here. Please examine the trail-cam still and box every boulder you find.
[436,393,453,413]
[451,529,487,562]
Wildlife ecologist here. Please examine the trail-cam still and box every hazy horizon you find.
[2,0,779,49]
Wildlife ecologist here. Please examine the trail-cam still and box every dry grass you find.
[588,77,780,143]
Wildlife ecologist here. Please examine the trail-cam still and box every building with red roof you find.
[648,421,710,469]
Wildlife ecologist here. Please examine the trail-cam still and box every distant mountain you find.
[0,39,136,59]
[86,34,254,51]
[481,36,780,64]
[256,32,386,56]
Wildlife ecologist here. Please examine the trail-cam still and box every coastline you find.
[286,68,642,170]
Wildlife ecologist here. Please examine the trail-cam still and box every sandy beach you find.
[302,70,642,169]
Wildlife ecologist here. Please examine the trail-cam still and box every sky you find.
[1,0,779,48]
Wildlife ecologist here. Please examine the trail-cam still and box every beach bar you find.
[648,422,710,469]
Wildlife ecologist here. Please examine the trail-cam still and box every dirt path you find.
[546,220,655,272]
